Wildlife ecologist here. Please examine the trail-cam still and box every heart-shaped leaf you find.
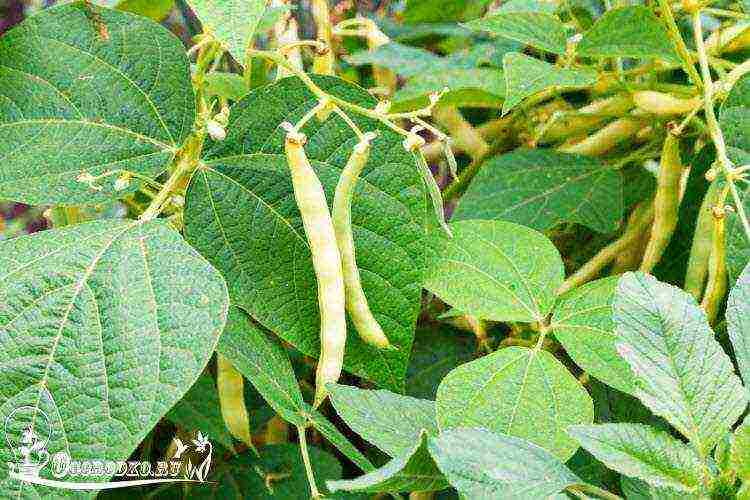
[186,76,430,392]
[436,346,593,461]
[0,219,228,495]
[0,2,195,204]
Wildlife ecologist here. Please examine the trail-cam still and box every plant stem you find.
[297,425,322,499]
[657,0,704,89]
[693,10,750,244]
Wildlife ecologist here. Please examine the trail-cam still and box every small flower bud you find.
[114,174,131,192]
[171,195,185,208]
[206,119,227,141]
[402,133,426,152]
[374,100,391,115]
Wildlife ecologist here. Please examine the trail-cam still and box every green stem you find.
[693,11,750,244]
[657,0,704,89]
[297,425,322,499]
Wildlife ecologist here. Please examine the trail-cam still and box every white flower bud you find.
[114,175,131,192]
[207,119,227,141]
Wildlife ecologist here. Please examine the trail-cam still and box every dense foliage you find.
[0,0,749,498]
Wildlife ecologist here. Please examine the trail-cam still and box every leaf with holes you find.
[0,2,194,205]
[435,346,593,461]
[454,149,623,233]
[0,219,228,496]
[185,75,430,392]
[423,220,564,323]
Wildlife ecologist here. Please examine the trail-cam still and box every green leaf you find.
[728,264,750,388]
[186,443,343,499]
[0,2,195,205]
[502,53,597,113]
[453,149,623,233]
[204,72,251,101]
[464,10,569,55]
[568,423,703,492]
[185,75,430,392]
[435,346,593,461]
[723,73,750,111]
[552,277,635,395]
[217,306,306,427]
[405,326,476,400]
[720,107,750,152]
[577,6,678,62]
[423,219,564,323]
[0,219,228,495]
[346,42,445,78]
[327,384,438,457]
[217,307,374,473]
[614,272,748,456]
[189,0,266,63]
[393,68,506,111]
[116,0,174,20]
[166,373,235,450]
[327,431,448,493]
[429,428,581,499]
[403,0,490,23]
[732,415,750,481]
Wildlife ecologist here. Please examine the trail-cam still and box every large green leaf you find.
[568,424,703,492]
[577,6,678,62]
[464,9,569,55]
[435,346,593,461]
[188,0,266,64]
[166,373,235,450]
[502,53,597,113]
[428,428,581,499]
[728,264,750,389]
[327,431,448,494]
[552,277,635,395]
[217,307,374,472]
[403,0,489,23]
[614,272,748,456]
[453,149,622,233]
[726,182,749,284]
[0,219,228,496]
[327,384,438,457]
[185,76,430,392]
[423,220,564,323]
[0,2,195,205]
[721,107,750,152]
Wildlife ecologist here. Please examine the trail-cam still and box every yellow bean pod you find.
[641,132,684,273]
[332,135,391,349]
[217,354,254,450]
[701,205,728,323]
[685,180,721,300]
[284,128,347,407]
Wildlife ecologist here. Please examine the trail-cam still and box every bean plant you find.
[0,0,749,498]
